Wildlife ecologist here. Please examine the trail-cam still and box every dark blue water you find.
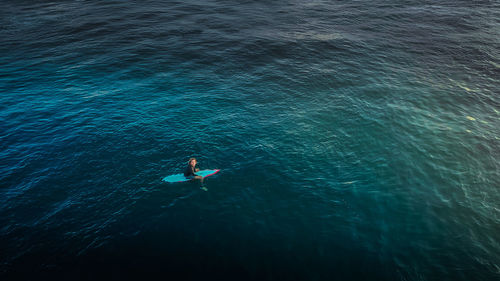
[1,1,499,280]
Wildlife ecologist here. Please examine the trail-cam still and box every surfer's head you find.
[188,158,197,166]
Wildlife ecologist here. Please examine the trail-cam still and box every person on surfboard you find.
[184,158,205,188]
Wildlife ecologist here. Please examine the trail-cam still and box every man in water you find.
[184,158,206,190]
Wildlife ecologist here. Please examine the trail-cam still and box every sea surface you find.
[1,1,499,280]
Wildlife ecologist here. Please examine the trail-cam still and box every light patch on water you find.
[83,90,111,99]
[290,31,344,41]
[489,61,500,69]
[466,116,476,121]
[458,84,472,92]
[258,29,347,42]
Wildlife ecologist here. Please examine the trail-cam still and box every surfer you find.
[184,158,204,187]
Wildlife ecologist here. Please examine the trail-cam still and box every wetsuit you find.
[184,165,196,178]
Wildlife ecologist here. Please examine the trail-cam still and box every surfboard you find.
[162,169,220,183]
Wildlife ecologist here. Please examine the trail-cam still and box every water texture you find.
[1,0,499,280]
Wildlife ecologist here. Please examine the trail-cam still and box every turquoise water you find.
[1,1,499,280]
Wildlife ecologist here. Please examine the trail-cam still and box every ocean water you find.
[1,0,499,280]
